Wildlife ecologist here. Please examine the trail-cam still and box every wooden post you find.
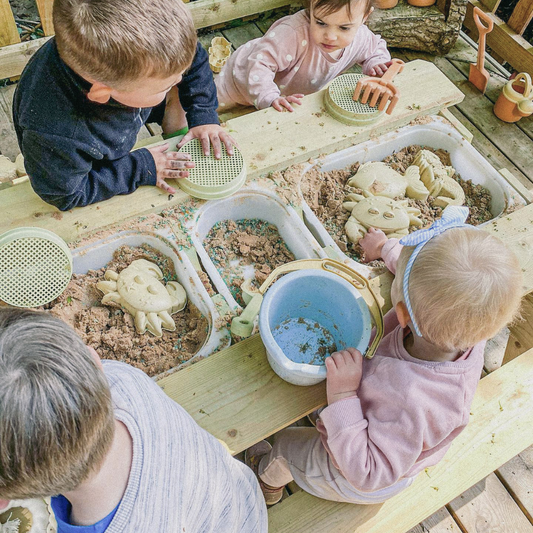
[0,0,21,47]
[35,0,55,36]
[507,0,533,36]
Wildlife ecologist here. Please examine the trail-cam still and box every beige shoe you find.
[245,441,284,505]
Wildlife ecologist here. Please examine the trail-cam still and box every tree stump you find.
[367,0,467,55]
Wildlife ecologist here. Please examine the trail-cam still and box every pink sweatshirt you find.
[215,10,390,110]
[316,239,485,493]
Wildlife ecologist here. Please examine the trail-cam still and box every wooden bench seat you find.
[157,203,533,532]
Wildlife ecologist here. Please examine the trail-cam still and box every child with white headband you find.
[246,206,522,505]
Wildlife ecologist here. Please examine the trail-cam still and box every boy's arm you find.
[178,42,219,128]
[21,129,156,211]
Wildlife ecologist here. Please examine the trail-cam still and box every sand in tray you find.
[204,219,295,306]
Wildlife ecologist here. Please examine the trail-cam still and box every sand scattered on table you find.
[43,244,209,377]
[204,219,295,306]
[298,144,493,262]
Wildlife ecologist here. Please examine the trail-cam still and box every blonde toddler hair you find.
[395,227,522,351]
[53,0,197,88]
[0,309,115,500]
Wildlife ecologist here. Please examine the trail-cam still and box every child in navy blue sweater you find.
[14,0,234,211]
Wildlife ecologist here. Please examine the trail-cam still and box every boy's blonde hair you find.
[0,309,115,500]
[396,227,522,351]
[53,0,197,88]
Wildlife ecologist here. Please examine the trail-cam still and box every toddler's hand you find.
[326,348,363,405]
[178,124,237,159]
[147,142,195,195]
[369,61,393,77]
[359,227,388,262]
[271,94,304,112]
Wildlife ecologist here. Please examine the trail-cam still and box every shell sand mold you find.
[298,144,492,257]
[41,244,209,377]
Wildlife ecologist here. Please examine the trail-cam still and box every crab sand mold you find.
[96,259,187,337]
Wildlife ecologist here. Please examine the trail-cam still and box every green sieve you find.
[324,73,383,126]
[177,139,246,200]
[0,227,72,307]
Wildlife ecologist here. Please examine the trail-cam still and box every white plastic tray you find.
[299,116,525,277]
[186,187,327,310]
[72,230,230,378]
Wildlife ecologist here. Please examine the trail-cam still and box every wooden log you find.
[368,0,466,55]
[0,0,21,47]
[464,1,533,76]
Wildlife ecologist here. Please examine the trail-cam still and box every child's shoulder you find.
[268,9,310,35]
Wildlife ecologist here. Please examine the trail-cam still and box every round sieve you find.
[177,139,246,200]
[0,227,72,308]
[324,73,383,126]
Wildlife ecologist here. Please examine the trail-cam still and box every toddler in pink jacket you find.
[246,207,523,505]
[215,0,391,112]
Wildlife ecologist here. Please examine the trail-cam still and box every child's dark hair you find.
[303,0,375,17]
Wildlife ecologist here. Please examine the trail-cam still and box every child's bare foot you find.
[245,441,284,505]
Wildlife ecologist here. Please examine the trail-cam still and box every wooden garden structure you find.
[1,0,533,531]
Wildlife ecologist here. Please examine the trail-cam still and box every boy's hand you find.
[178,124,237,159]
[368,61,393,77]
[271,94,304,112]
[326,348,363,405]
[147,142,195,195]
[359,227,388,262]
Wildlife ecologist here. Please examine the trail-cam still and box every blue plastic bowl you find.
[259,269,372,386]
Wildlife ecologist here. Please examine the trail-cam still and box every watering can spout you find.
[231,293,263,338]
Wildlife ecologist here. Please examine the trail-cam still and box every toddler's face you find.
[309,2,370,54]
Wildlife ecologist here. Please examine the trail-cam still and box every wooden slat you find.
[268,348,533,533]
[0,85,19,161]
[402,49,533,182]
[464,1,533,76]
[445,106,532,192]
[189,0,291,30]
[447,473,533,532]
[35,0,55,36]
[222,23,263,49]
[0,0,21,47]
[497,444,533,523]
[477,0,503,14]
[503,293,533,365]
[0,0,290,79]
[0,37,52,80]
[407,508,459,533]
[507,0,533,36]
[0,60,464,242]
[157,334,326,455]
[445,35,533,146]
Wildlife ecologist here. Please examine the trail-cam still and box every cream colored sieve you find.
[177,139,246,200]
[0,227,72,307]
[325,73,383,126]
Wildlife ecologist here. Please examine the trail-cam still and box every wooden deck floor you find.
[1,14,533,532]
